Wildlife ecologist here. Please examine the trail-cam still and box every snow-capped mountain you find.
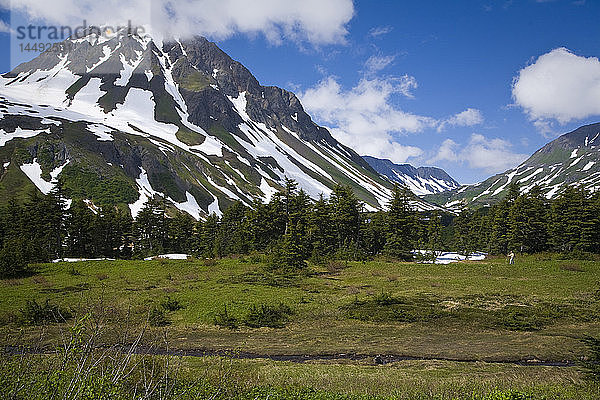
[363,156,460,196]
[425,122,600,210]
[0,29,442,217]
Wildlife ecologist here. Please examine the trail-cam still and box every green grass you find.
[178,69,211,91]
[176,126,206,145]
[1,254,600,397]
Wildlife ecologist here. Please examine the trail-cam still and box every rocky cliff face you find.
[1,29,427,217]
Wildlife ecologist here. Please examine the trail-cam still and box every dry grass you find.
[560,262,584,272]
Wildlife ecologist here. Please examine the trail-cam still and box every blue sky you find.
[1,0,600,183]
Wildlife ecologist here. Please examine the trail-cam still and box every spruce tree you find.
[489,201,509,255]
[384,186,417,260]
[360,211,387,258]
[278,217,307,271]
[307,194,336,261]
[426,211,443,258]
[196,213,219,258]
[330,184,361,250]
[168,212,196,253]
[132,198,168,257]
[549,186,585,252]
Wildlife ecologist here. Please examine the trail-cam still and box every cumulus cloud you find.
[437,108,484,132]
[299,76,432,163]
[299,71,486,164]
[1,0,354,45]
[512,48,600,128]
[431,138,459,162]
[431,134,528,174]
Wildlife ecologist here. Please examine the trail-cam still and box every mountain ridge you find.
[424,122,600,209]
[363,156,460,196]
[0,29,442,217]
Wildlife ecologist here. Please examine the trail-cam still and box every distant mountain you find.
[424,122,600,210]
[0,29,442,218]
[363,156,460,196]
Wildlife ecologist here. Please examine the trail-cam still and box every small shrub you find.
[580,335,600,380]
[342,294,444,323]
[214,305,238,329]
[374,291,398,306]
[244,302,294,328]
[160,296,184,312]
[149,306,169,327]
[20,299,72,324]
[0,238,29,278]
[68,265,82,276]
[96,273,109,281]
[494,305,552,332]
[559,250,597,261]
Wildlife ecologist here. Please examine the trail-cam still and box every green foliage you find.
[244,302,294,328]
[0,237,29,278]
[580,335,600,380]
[59,165,138,205]
[149,306,169,326]
[493,305,553,331]
[213,304,239,329]
[160,296,184,312]
[20,299,71,324]
[213,302,294,329]
[176,127,205,145]
[342,293,444,323]
[178,68,211,91]
[384,186,417,260]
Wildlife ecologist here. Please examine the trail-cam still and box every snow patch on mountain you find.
[88,124,114,141]
[0,127,49,147]
[20,158,69,195]
[129,167,161,218]
[173,192,202,220]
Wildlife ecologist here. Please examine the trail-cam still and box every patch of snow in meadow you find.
[144,254,190,261]
[413,250,486,264]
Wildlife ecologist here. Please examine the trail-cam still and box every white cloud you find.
[431,138,459,162]
[300,74,486,164]
[1,0,354,45]
[299,76,434,163]
[0,19,10,33]
[437,108,484,132]
[364,55,395,75]
[512,48,600,127]
[431,134,528,174]
[368,26,392,38]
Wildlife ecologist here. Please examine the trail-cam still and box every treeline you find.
[0,180,434,277]
[453,183,600,256]
[1,179,599,277]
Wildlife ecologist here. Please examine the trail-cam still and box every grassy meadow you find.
[1,254,600,399]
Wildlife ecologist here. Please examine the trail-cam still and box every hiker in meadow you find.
[508,251,515,265]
